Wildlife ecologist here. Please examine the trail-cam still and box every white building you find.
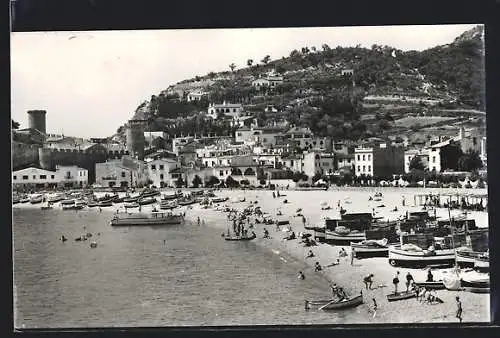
[12,166,88,189]
[251,75,284,88]
[187,91,208,102]
[354,143,405,177]
[145,158,180,188]
[302,152,335,177]
[354,147,374,177]
[95,157,147,188]
[207,102,244,119]
[172,136,195,155]
[286,127,331,151]
[404,149,430,173]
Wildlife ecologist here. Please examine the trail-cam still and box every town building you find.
[12,165,88,189]
[335,153,355,171]
[354,143,404,178]
[95,156,147,188]
[186,91,208,102]
[285,126,332,152]
[145,158,180,188]
[207,102,244,119]
[302,152,336,177]
[404,149,430,173]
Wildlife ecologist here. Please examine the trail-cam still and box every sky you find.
[11,24,480,138]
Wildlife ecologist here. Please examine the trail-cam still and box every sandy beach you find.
[13,187,490,324]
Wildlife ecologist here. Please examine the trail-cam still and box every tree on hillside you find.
[261,55,271,65]
[229,63,236,72]
[409,156,425,171]
[247,59,253,67]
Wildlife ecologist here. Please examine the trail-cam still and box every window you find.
[51,175,55,179]
[432,166,436,171]
[220,170,224,176]
[160,174,164,180]
[13,176,16,180]
[368,165,371,172]
[357,166,361,172]
[363,165,366,172]
[33,175,36,179]
[151,164,156,170]
[121,172,126,178]
[320,140,324,145]
[226,108,230,113]
[363,155,365,161]
[368,155,371,161]
[237,132,242,137]
[23,175,28,180]
[233,108,236,112]
[40,175,47,179]
[357,155,360,161]
[159,165,164,170]
[432,156,436,163]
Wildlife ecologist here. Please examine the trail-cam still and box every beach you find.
[13,187,490,324]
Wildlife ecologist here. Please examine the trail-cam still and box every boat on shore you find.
[161,191,183,200]
[97,201,113,207]
[110,212,184,226]
[413,281,446,290]
[388,244,455,268]
[212,197,229,203]
[455,248,486,268]
[318,294,363,310]
[30,194,44,204]
[137,196,157,205]
[460,270,489,288]
[178,197,197,206]
[125,202,140,209]
[224,232,256,241]
[386,291,417,302]
[123,195,140,203]
[351,238,389,258]
[326,228,366,243]
[139,188,161,198]
[47,194,65,203]
[160,200,178,210]
[13,196,21,204]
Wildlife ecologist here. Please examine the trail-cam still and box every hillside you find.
[117,25,485,142]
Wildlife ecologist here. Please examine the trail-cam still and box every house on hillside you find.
[207,102,244,119]
[145,158,180,188]
[251,73,284,88]
[187,91,208,102]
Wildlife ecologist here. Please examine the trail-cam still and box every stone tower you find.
[27,110,47,134]
[126,118,147,160]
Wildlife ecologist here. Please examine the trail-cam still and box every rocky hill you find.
[117,25,485,142]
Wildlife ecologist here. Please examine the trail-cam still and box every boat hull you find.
[224,234,256,241]
[110,215,184,226]
[319,295,363,310]
[414,281,446,290]
[351,242,389,258]
[326,230,365,245]
[386,291,416,302]
[388,246,455,268]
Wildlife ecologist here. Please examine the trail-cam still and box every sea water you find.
[13,208,361,328]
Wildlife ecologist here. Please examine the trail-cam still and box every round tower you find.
[27,110,47,134]
[126,118,146,160]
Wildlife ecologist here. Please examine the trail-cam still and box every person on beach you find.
[372,298,378,312]
[351,248,355,265]
[314,262,323,272]
[263,228,270,238]
[306,250,315,258]
[393,271,400,294]
[197,217,200,226]
[99,207,102,213]
[406,272,414,292]
[363,274,374,290]
[426,269,434,282]
[272,192,276,199]
[302,215,306,227]
[402,196,406,206]
[298,271,305,280]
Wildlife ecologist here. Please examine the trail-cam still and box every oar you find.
[318,299,337,311]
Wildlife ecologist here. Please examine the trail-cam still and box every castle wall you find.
[126,122,146,160]
[12,141,41,170]
[27,110,47,134]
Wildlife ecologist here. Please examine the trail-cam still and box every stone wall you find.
[12,141,41,170]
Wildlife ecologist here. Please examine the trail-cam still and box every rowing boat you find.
[319,295,363,310]
[224,233,256,241]
[386,291,417,302]
[413,281,446,290]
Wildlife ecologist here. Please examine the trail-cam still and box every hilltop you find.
[116,25,485,143]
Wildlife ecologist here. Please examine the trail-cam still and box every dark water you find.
[13,208,363,328]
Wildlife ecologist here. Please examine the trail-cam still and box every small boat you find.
[13,196,21,204]
[351,238,389,258]
[30,194,44,204]
[162,192,182,200]
[160,201,178,210]
[460,271,489,288]
[319,295,363,310]
[110,212,184,226]
[224,233,257,241]
[48,194,65,203]
[388,244,455,268]
[90,241,98,248]
[125,202,140,208]
[137,197,157,205]
[464,287,489,294]
[97,201,113,207]
[87,202,99,207]
[455,248,486,268]
[178,198,197,206]
[20,196,30,203]
[40,202,53,210]
[123,196,140,203]
[386,291,417,302]
[61,199,76,206]
[140,189,161,198]
[212,197,229,203]
[474,254,489,271]
[326,228,366,244]
[413,281,446,290]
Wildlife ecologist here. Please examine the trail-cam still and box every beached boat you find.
[29,194,44,204]
[326,228,366,243]
[455,247,486,267]
[110,212,184,226]
[40,202,53,210]
[137,196,157,205]
[388,244,455,268]
[160,201,178,210]
[20,196,30,203]
[61,199,76,206]
[162,192,182,200]
[97,201,113,207]
[47,194,65,203]
[319,295,363,310]
[139,188,161,198]
[124,202,140,209]
[413,281,446,290]
[464,287,489,294]
[386,291,417,302]
[87,201,99,208]
[474,254,489,271]
[351,238,389,258]
[13,196,21,204]
[178,198,197,206]
[212,197,229,203]
[123,196,140,203]
[224,233,257,241]
[460,271,489,288]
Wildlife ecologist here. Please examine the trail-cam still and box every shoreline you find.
[13,188,490,324]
